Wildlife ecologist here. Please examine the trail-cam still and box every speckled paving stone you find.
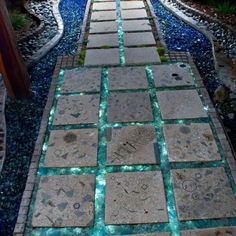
[156,90,207,120]
[106,126,157,165]
[171,167,236,221]
[85,49,120,66]
[91,11,116,21]
[61,68,101,93]
[163,123,221,162]
[105,171,168,224]
[124,32,156,46]
[53,95,99,125]
[152,63,195,87]
[87,33,118,48]
[125,47,160,64]
[32,175,95,227]
[89,21,117,33]
[44,129,98,167]
[121,9,148,19]
[122,19,152,32]
[181,227,236,236]
[108,66,148,90]
[120,1,145,9]
[93,2,116,10]
[107,92,153,123]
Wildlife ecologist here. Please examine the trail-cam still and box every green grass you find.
[78,50,86,65]
[9,10,30,30]
[100,45,111,49]
[157,47,166,56]
[160,56,168,63]
[215,1,236,15]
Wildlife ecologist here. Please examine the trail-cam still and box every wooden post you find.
[0,0,31,99]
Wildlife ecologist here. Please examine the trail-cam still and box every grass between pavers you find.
[78,50,86,65]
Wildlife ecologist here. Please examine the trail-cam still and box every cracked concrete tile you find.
[87,33,118,48]
[61,68,101,93]
[152,63,195,87]
[124,32,156,46]
[93,2,116,10]
[91,10,116,21]
[105,171,168,224]
[156,90,207,120]
[122,19,152,32]
[53,95,99,125]
[106,126,158,165]
[171,167,236,221]
[32,175,95,227]
[108,66,148,90]
[121,9,148,19]
[107,92,153,123]
[44,129,98,167]
[89,21,117,33]
[120,1,145,9]
[163,123,221,162]
[181,227,236,236]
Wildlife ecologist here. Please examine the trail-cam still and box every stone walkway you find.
[14,0,236,235]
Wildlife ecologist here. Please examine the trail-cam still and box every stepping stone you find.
[106,126,158,166]
[181,227,236,236]
[125,47,160,64]
[108,66,148,90]
[122,19,152,32]
[87,33,118,48]
[152,63,195,87]
[53,95,99,125]
[105,171,168,224]
[156,90,207,120]
[89,21,117,33]
[32,175,95,227]
[91,11,116,21]
[120,1,145,9]
[84,49,120,66]
[93,2,116,10]
[61,68,101,93]
[107,92,153,123]
[44,129,98,167]
[124,32,156,46]
[163,123,221,162]
[121,9,148,19]
[171,167,236,221]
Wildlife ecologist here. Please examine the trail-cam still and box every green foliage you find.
[9,10,29,30]
[215,1,236,15]
[160,56,168,63]
[78,50,86,65]
[157,47,166,56]
[100,45,111,49]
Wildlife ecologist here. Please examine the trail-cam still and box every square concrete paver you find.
[124,32,156,46]
[163,123,221,162]
[181,227,236,236]
[152,63,195,87]
[121,9,148,19]
[32,175,95,227]
[105,171,168,224]
[107,92,153,123]
[93,2,116,10]
[89,21,117,33]
[106,126,158,165]
[125,47,160,64]
[120,1,145,9]
[44,129,98,167]
[53,95,99,125]
[87,33,118,48]
[122,19,152,32]
[61,68,101,93]
[108,66,148,90]
[91,11,116,21]
[156,90,207,120]
[171,167,236,221]
[84,49,120,66]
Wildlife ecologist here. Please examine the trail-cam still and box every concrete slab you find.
[105,171,168,224]
[120,1,145,9]
[121,9,148,19]
[107,92,153,123]
[124,32,156,46]
[53,95,100,125]
[32,175,95,227]
[91,11,116,21]
[156,90,207,120]
[152,63,195,87]
[87,33,118,48]
[89,21,117,33]
[106,126,157,165]
[125,47,160,64]
[171,167,236,221]
[163,123,221,162]
[84,49,120,66]
[181,227,236,236]
[122,19,152,32]
[61,68,101,93]
[108,66,148,90]
[93,2,116,10]
[44,129,98,167]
